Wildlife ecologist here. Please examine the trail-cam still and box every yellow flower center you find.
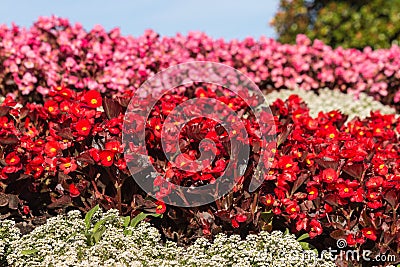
[107,156,112,162]
[90,99,98,105]
[50,148,57,153]
[81,127,87,131]
[343,188,349,193]
[329,133,335,139]
[48,106,54,112]
[64,162,71,168]
[155,125,161,131]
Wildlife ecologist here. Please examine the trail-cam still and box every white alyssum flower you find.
[267,88,396,120]
[2,209,335,267]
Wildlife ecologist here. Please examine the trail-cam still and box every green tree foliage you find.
[271,0,400,49]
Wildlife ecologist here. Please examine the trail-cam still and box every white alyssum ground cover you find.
[1,209,335,267]
[267,88,396,120]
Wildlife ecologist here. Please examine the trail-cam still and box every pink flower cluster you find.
[1,16,400,106]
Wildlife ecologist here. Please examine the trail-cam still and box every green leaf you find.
[284,228,290,235]
[85,205,99,229]
[299,242,318,255]
[92,218,107,233]
[297,233,310,242]
[129,212,162,228]
[21,249,38,255]
[123,229,133,236]
[122,216,130,228]
[260,211,274,223]
[92,226,106,243]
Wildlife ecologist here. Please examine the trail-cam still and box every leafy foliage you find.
[272,0,400,49]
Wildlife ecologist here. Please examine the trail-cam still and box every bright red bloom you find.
[235,214,247,223]
[75,119,92,136]
[5,152,20,166]
[98,150,115,167]
[322,168,338,183]
[105,140,122,153]
[351,188,364,202]
[309,219,323,238]
[337,183,354,198]
[59,157,77,174]
[261,194,275,207]
[324,204,333,213]
[366,176,384,189]
[278,156,298,171]
[367,201,383,209]
[362,228,377,241]
[44,141,61,157]
[58,88,74,99]
[231,218,239,228]
[155,201,166,214]
[307,186,319,200]
[44,100,60,116]
[296,217,309,231]
[69,184,80,198]
[22,205,30,215]
[286,202,300,218]
[115,158,127,170]
[83,90,102,108]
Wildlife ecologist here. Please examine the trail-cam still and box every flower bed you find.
[0,17,400,266]
[0,82,399,263]
[1,209,335,267]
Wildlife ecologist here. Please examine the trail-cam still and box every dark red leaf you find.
[0,135,18,145]
[103,97,122,119]
[330,229,346,240]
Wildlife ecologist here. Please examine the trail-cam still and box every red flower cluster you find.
[0,80,399,255]
[0,86,131,215]
[259,95,400,253]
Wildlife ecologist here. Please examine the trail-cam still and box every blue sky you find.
[0,0,279,40]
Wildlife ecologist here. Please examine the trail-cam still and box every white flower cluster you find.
[0,220,20,265]
[267,88,396,120]
[2,210,335,267]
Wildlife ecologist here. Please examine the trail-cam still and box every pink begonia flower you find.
[0,16,398,104]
